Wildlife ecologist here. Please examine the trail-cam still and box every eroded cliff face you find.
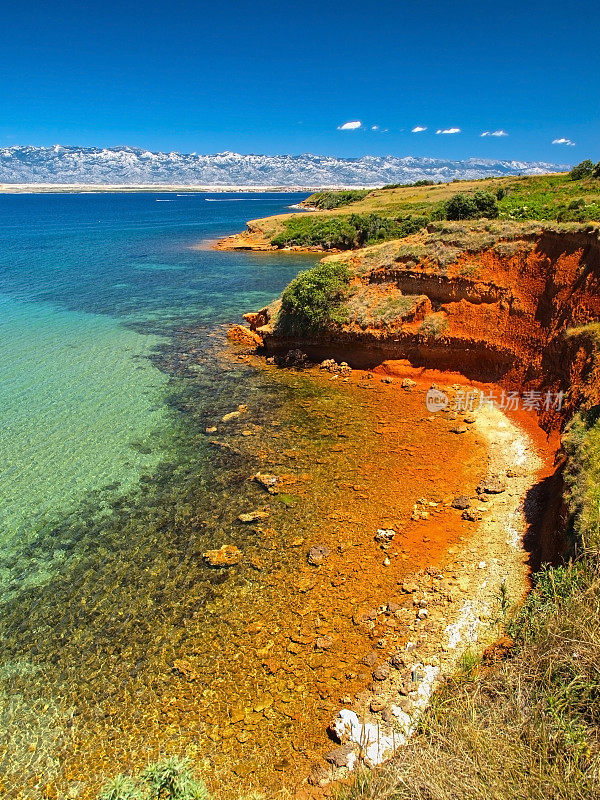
[249,222,600,428]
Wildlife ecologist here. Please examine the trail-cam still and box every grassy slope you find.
[247,173,600,248]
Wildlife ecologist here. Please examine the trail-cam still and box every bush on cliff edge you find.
[276,260,352,335]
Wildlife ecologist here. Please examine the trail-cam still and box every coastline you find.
[225,346,558,790]
[0,183,369,194]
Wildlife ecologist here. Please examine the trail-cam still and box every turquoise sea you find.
[0,192,311,545]
[0,192,322,795]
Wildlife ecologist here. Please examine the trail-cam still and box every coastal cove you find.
[0,189,578,799]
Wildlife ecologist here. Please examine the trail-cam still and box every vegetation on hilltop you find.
[445,190,499,220]
[570,159,600,181]
[304,189,370,209]
[265,170,600,250]
[271,212,429,250]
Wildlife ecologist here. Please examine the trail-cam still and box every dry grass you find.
[338,560,600,800]
[344,285,423,329]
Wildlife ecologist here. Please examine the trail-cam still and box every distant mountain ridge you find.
[0,145,570,187]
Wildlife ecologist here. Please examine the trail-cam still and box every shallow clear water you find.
[0,192,312,544]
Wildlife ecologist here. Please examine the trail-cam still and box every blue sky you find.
[0,0,597,162]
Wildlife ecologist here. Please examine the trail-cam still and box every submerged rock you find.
[307,544,331,566]
[203,544,242,567]
[253,472,280,494]
[238,509,270,523]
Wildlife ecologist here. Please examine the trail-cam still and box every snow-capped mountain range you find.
[0,145,570,187]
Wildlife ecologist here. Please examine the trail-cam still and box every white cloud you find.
[436,127,461,135]
[371,125,379,130]
[412,125,427,133]
[552,137,576,146]
[337,120,362,131]
[481,129,509,137]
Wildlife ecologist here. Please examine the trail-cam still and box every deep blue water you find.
[0,192,312,325]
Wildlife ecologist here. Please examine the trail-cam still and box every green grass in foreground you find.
[99,757,209,800]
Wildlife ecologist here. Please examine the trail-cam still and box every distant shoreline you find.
[0,183,376,194]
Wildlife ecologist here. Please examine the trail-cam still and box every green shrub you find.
[445,191,499,220]
[271,213,428,251]
[570,160,595,181]
[305,190,370,209]
[99,757,209,800]
[594,162,600,179]
[382,180,436,189]
[277,260,352,334]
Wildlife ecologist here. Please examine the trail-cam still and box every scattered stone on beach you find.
[401,581,419,594]
[353,607,378,625]
[463,413,477,424]
[315,635,334,651]
[222,411,241,422]
[462,508,483,522]
[307,544,331,566]
[308,766,330,787]
[381,376,394,384]
[203,544,242,567]
[281,349,309,368]
[477,477,507,494]
[253,472,280,494]
[320,358,337,371]
[391,651,408,669]
[401,378,416,390]
[238,509,270,523]
[450,424,469,434]
[375,528,396,544]
[324,743,357,769]
[361,651,377,667]
[369,697,387,713]
[205,426,217,434]
[319,358,352,376]
[372,663,391,681]
[451,495,471,510]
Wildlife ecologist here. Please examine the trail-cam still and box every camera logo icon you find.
[426,388,449,413]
